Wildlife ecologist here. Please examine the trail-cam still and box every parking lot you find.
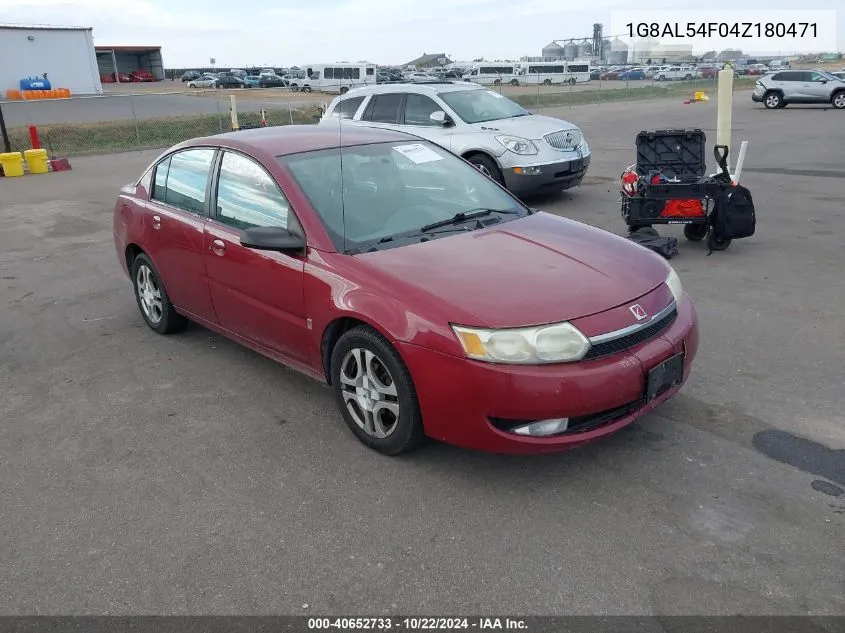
[1,96,844,615]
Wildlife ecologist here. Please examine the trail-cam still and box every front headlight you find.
[495,135,538,155]
[451,321,591,364]
[665,267,683,304]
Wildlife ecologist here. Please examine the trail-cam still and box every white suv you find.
[318,82,590,196]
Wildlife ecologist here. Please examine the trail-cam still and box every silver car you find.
[187,76,217,89]
[752,69,845,109]
[318,82,590,196]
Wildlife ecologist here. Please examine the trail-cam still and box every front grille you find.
[583,306,677,361]
[544,128,582,150]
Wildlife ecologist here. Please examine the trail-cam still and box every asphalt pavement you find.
[1,96,843,616]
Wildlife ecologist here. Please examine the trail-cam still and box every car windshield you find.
[279,140,527,253]
[437,89,530,124]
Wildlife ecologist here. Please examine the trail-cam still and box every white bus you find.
[514,61,593,85]
[295,63,378,94]
[461,63,524,86]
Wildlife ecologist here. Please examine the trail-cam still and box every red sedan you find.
[113,125,699,455]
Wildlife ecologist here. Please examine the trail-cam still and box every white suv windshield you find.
[437,89,530,124]
[279,140,526,252]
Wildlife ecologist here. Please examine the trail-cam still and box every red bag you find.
[661,199,705,218]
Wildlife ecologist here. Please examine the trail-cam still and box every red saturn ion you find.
[113,125,698,455]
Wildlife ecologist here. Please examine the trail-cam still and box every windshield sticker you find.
[392,143,444,164]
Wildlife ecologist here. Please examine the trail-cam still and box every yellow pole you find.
[229,94,238,130]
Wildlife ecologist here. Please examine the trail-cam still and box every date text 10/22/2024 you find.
[307,617,528,630]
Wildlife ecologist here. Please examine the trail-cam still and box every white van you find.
[296,63,378,94]
[768,59,790,71]
[461,63,524,86]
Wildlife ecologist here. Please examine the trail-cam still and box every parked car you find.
[600,68,621,80]
[244,75,261,87]
[752,69,845,109]
[745,64,768,76]
[216,75,248,88]
[618,68,646,80]
[181,70,201,82]
[318,82,590,196]
[654,66,698,81]
[643,65,663,78]
[589,68,601,80]
[112,125,698,455]
[259,74,289,88]
[187,76,217,89]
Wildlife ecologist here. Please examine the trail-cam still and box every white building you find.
[0,23,103,95]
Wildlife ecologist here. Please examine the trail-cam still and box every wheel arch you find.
[125,243,145,273]
[320,315,399,385]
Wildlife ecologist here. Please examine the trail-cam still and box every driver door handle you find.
[210,239,226,256]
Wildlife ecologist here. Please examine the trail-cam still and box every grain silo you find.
[607,37,628,65]
[577,41,593,58]
[541,41,566,60]
[563,41,579,60]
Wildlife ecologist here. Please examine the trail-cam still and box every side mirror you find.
[429,110,452,126]
[240,226,305,254]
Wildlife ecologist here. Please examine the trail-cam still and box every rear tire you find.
[763,91,783,109]
[493,79,501,86]
[832,91,845,109]
[330,326,425,455]
[466,154,505,187]
[542,79,552,86]
[339,86,349,94]
[302,85,312,93]
[684,223,708,241]
[510,79,519,86]
[131,253,187,334]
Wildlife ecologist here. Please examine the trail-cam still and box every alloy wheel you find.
[136,264,163,324]
[339,348,400,439]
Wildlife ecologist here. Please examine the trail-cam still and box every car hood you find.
[467,114,580,140]
[355,212,669,328]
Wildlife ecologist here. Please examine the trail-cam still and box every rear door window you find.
[362,94,404,123]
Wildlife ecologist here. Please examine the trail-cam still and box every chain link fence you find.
[0,76,756,157]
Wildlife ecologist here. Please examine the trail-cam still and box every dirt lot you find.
[1,96,843,615]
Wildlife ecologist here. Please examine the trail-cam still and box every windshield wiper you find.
[419,208,521,233]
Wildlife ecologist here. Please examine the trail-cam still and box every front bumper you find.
[396,293,698,454]
[751,91,763,102]
[500,150,590,195]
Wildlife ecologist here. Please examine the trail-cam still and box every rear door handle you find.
[152,214,161,230]
[210,239,226,256]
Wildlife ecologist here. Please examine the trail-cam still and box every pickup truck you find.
[654,66,699,81]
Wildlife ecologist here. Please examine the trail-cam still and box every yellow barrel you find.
[0,152,25,177]
[24,149,50,174]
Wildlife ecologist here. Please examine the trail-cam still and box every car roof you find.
[193,124,420,156]
[343,81,486,98]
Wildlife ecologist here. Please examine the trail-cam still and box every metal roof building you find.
[0,23,103,95]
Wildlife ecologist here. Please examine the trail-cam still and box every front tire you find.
[763,91,783,109]
[131,253,187,334]
[832,91,845,109]
[330,326,425,455]
[707,231,732,251]
[339,86,349,94]
[510,79,519,86]
[301,85,312,93]
[466,153,505,187]
[542,79,551,86]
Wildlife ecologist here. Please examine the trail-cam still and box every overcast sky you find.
[3,0,843,67]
